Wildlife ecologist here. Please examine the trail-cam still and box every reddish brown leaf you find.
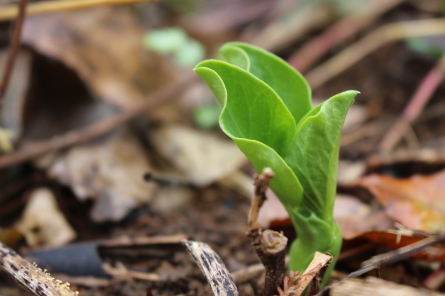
[354,171,445,232]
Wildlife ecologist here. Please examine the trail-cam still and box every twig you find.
[0,0,29,102]
[182,240,239,296]
[306,19,445,89]
[362,233,445,267]
[0,242,79,296]
[330,277,445,296]
[0,75,196,169]
[247,167,288,296]
[315,233,445,296]
[231,263,265,285]
[288,0,405,72]
[379,57,445,153]
[0,0,161,21]
[103,262,161,281]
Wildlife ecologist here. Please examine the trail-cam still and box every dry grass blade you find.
[306,19,445,89]
[0,0,161,21]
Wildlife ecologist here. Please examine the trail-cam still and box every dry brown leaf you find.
[21,7,172,108]
[45,130,157,222]
[354,170,445,231]
[149,125,247,187]
[15,188,76,247]
[334,194,394,239]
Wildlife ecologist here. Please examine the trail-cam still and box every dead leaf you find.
[151,186,195,214]
[21,7,172,108]
[359,231,445,261]
[354,170,445,232]
[45,130,157,222]
[338,160,366,185]
[334,194,394,239]
[258,189,289,228]
[15,188,76,247]
[149,124,247,187]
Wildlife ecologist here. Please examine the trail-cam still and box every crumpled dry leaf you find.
[21,7,172,108]
[149,125,247,187]
[44,130,156,222]
[15,188,76,247]
[354,170,445,232]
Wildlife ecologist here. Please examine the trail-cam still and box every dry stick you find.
[0,0,29,102]
[0,0,161,21]
[379,57,445,153]
[315,234,445,296]
[306,19,445,89]
[0,242,79,296]
[0,75,196,169]
[247,167,288,296]
[288,0,405,73]
[231,263,265,285]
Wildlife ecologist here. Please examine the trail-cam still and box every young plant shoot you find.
[194,43,358,281]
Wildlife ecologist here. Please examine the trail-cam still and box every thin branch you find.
[0,75,197,169]
[315,233,445,296]
[0,0,161,21]
[306,19,445,89]
[0,0,29,102]
[379,57,445,152]
[288,0,405,72]
[247,167,288,296]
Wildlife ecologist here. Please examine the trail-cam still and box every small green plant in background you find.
[194,42,358,282]
[143,27,205,68]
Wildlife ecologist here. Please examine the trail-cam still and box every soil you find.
[1,1,445,296]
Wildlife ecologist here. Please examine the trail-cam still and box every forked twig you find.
[247,167,288,296]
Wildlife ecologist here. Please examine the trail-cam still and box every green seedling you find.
[194,42,358,282]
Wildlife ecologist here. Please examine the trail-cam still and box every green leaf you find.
[194,60,304,210]
[284,91,358,220]
[195,42,358,283]
[143,27,188,54]
[219,42,312,124]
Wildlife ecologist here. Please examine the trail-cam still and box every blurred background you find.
[1,0,445,295]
